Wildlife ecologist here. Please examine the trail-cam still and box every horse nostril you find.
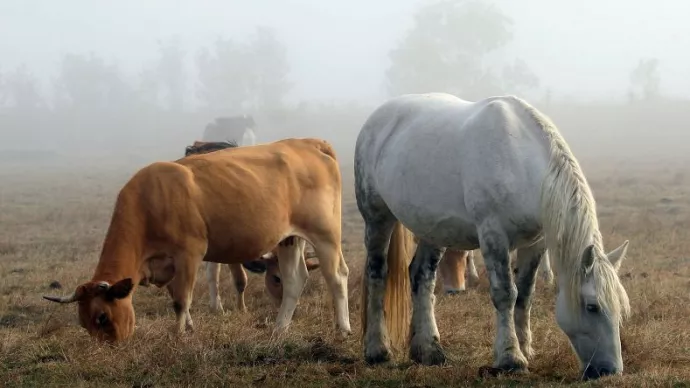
[272,275,281,284]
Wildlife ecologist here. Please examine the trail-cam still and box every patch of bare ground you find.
[1,160,690,387]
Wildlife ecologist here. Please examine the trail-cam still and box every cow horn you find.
[96,281,111,290]
[43,292,79,304]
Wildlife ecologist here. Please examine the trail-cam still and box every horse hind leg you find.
[229,263,248,312]
[272,236,310,336]
[356,167,412,364]
[206,262,224,313]
[409,241,447,365]
[477,222,528,373]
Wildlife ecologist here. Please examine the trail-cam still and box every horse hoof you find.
[410,338,446,366]
[338,328,352,339]
[445,289,464,296]
[365,346,391,365]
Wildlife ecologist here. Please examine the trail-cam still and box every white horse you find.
[200,116,259,313]
[355,93,630,380]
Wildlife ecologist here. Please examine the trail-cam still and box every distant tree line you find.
[0,0,677,161]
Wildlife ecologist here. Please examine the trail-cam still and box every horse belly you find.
[380,182,479,250]
[413,216,480,251]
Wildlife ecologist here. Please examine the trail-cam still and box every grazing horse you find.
[183,140,321,312]
[44,138,351,343]
[356,93,630,380]
[203,115,257,146]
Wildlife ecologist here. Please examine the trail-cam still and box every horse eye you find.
[96,312,109,326]
[272,275,281,284]
[585,304,600,314]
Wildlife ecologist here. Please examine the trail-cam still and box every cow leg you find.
[206,262,224,313]
[168,250,203,334]
[466,250,480,286]
[229,263,248,312]
[312,237,351,338]
[273,237,309,335]
[438,249,468,295]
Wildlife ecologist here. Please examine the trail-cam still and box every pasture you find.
[1,157,689,387]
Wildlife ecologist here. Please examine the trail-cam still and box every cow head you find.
[242,253,320,307]
[43,278,135,342]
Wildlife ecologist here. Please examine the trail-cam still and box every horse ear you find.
[105,278,134,300]
[581,244,595,272]
[305,258,320,271]
[606,240,629,272]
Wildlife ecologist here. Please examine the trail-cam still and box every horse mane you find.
[509,96,630,320]
[185,140,238,156]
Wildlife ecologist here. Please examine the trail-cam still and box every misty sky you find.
[1,0,689,103]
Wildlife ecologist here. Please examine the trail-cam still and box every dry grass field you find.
[1,158,690,387]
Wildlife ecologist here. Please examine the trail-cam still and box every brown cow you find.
[44,138,351,342]
[437,249,479,294]
[184,140,321,312]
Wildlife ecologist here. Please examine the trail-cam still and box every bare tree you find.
[155,37,187,111]
[629,58,661,101]
[386,0,538,99]
[196,28,291,116]
[0,64,45,112]
[247,27,292,113]
[53,52,134,114]
[196,37,253,115]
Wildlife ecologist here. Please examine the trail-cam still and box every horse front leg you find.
[514,241,547,359]
[409,242,446,365]
[479,226,528,374]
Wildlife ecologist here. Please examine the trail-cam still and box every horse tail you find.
[360,220,414,352]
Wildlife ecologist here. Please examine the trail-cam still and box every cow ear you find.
[105,278,134,300]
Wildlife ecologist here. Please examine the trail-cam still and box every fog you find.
[1,0,689,168]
